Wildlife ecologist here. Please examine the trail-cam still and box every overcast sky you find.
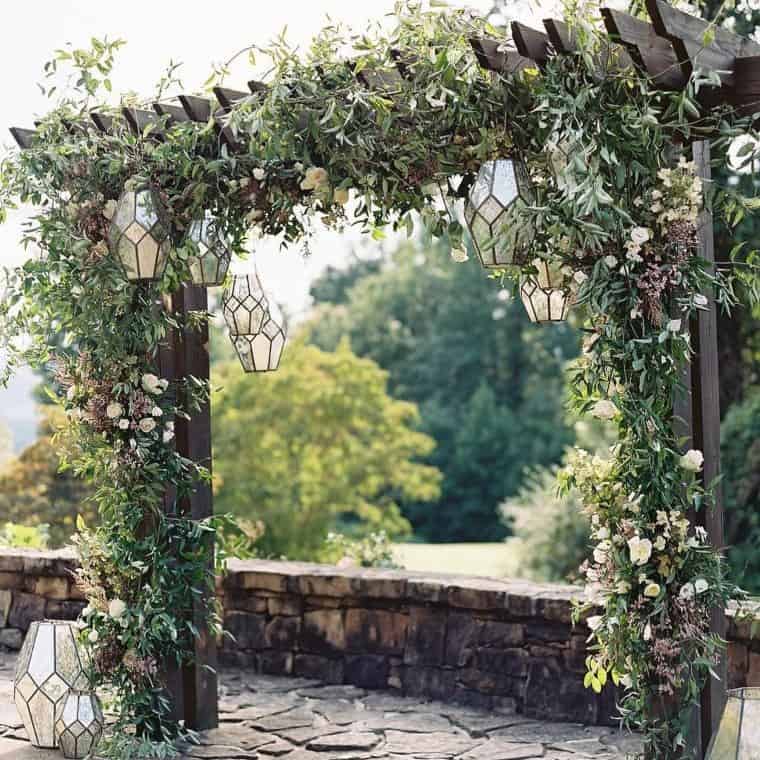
[0,0,550,449]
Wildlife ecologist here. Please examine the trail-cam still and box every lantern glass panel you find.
[232,314,286,373]
[465,158,534,269]
[706,688,760,759]
[185,212,232,287]
[520,260,572,323]
[222,274,269,335]
[55,691,104,760]
[108,187,171,281]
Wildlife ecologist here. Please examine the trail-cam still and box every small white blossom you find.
[88,630,99,644]
[667,318,682,332]
[586,615,604,631]
[151,406,163,417]
[253,168,266,181]
[109,599,127,620]
[679,449,704,472]
[630,226,652,246]
[679,582,695,600]
[694,294,708,307]
[141,373,163,395]
[591,399,618,420]
[106,402,124,420]
[573,270,588,284]
[118,419,130,430]
[139,418,157,434]
[604,255,618,268]
[695,578,709,595]
[450,247,469,263]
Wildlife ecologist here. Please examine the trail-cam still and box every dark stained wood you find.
[122,107,165,139]
[172,284,218,731]
[248,79,269,95]
[213,87,249,110]
[601,8,686,89]
[355,66,405,91]
[469,37,535,73]
[511,22,551,65]
[733,55,760,116]
[9,127,36,149]
[153,102,192,124]
[690,139,726,753]
[90,112,115,133]
[179,95,213,123]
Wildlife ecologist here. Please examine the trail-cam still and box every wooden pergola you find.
[10,0,760,754]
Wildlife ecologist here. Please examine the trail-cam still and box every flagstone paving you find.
[0,651,641,759]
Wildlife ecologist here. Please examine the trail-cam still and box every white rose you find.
[151,406,163,417]
[630,226,651,246]
[102,199,118,220]
[667,319,682,332]
[108,599,127,620]
[106,402,124,420]
[573,270,588,284]
[695,578,709,595]
[450,247,469,263]
[88,630,99,644]
[628,536,653,566]
[679,583,695,600]
[139,418,157,434]
[118,419,130,430]
[294,161,304,173]
[82,605,94,618]
[591,399,618,420]
[643,582,661,598]
[679,449,704,472]
[604,255,618,268]
[163,429,175,444]
[141,373,163,395]
[253,168,266,181]
[586,615,604,631]
[300,166,329,191]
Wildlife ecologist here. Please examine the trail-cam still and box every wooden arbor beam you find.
[511,22,551,66]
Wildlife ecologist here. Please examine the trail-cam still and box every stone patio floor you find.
[0,651,641,759]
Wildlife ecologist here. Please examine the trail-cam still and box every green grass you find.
[392,541,521,578]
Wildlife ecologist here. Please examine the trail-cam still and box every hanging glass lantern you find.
[520,259,573,323]
[14,620,88,748]
[183,211,232,287]
[465,158,534,269]
[108,186,172,281]
[222,273,269,335]
[231,313,287,373]
[706,688,760,758]
[55,690,105,759]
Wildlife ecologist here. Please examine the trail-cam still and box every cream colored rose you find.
[88,630,99,644]
[679,582,695,600]
[591,399,618,420]
[253,168,267,181]
[643,582,661,598]
[333,187,350,205]
[628,536,653,566]
[118,419,130,430]
[109,599,127,620]
[139,418,157,433]
[695,578,709,594]
[679,449,704,472]
[630,226,651,245]
[141,373,163,395]
[106,402,124,419]
[300,166,329,191]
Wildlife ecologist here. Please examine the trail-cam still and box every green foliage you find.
[0,522,50,549]
[307,240,579,541]
[213,339,441,559]
[319,531,399,568]
[722,388,760,591]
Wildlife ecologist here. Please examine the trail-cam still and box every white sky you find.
[0,0,550,449]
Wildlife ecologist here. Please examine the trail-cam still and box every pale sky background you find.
[0,0,549,450]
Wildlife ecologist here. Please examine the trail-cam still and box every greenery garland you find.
[1,2,759,758]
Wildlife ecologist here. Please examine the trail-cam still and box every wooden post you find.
[160,286,218,731]
[691,139,726,755]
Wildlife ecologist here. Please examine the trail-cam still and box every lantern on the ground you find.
[55,691,105,759]
[108,186,172,281]
[183,212,232,287]
[465,158,534,269]
[231,311,287,373]
[520,259,573,323]
[706,688,760,758]
[222,273,269,335]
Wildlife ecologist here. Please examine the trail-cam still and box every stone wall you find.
[1,549,759,726]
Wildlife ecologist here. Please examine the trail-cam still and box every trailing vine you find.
[1,2,759,758]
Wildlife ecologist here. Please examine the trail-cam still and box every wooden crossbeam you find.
[512,22,551,66]
[178,95,213,123]
[248,80,268,95]
[153,102,191,124]
[733,55,760,117]
[123,107,165,139]
[601,9,687,89]
[9,127,36,149]
[90,112,115,133]
[469,37,535,73]
[213,87,249,111]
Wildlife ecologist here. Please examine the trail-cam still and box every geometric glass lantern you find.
[231,310,287,373]
[520,259,573,323]
[705,688,760,759]
[55,690,104,759]
[464,158,534,269]
[14,620,88,748]
[222,273,270,335]
[107,186,172,281]
[183,211,232,287]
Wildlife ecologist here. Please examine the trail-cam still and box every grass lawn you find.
[392,541,522,579]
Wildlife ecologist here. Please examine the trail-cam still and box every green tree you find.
[212,338,441,559]
[306,240,580,541]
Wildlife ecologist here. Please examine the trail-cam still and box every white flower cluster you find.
[652,156,702,228]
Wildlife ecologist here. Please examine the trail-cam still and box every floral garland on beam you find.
[1,3,759,758]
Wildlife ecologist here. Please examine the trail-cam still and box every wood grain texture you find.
[178,95,213,123]
[512,22,551,65]
[9,127,36,149]
[153,102,192,124]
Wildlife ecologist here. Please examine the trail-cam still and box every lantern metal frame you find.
[222,273,270,335]
[519,259,573,323]
[231,314,287,373]
[107,186,172,282]
[55,690,105,760]
[705,687,760,758]
[184,211,232,287]
[464,158,535,270]
[14,620,88,748]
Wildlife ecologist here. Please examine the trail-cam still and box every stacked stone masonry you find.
[0,550,758,726]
